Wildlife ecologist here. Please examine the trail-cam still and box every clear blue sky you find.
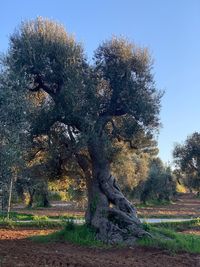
[1,0,200,164]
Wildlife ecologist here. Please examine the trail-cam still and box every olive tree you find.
[0,61,28,212]
[173,132,200,194]
[5,18,162,244]
[140,158,176,204]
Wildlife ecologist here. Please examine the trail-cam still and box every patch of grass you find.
[152,218,200,231]
[136,199,173,208]
[138,213,194,219]
[0,218,15,228]
[33,215,49,221]
[0,219,64,229]
[31,222,105,247]
[0,212,84,221]
[48,214,84,220]
[31,220,200,252]
[138,224,200,254]
[0,212,34,221]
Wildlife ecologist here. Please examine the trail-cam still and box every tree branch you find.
[29,74,57,99]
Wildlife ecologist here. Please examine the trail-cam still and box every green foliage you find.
[0,211,84,222]
[7,17,84,98]
[138,224,200,254]
[111,145,152,197]
[64,219,75,231]
[136,198,172,208]
[4,16,162,169]
[33,215,49,221]
[139,158,176,203]
[173,132,200,193]
[0,219,63,229]
[0,66,28,210]
[31,219,200,252]
[48,179,86,204]
[151,218,200,231]
[48,191,67,201]
[31,224,104,247]
[0,211,34,221]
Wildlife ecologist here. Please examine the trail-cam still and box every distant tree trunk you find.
[15,180,26,202]
[85,139,147,244]
[140,190,148,204]
[27,189,35,208]
[7,177,13,219]
[41,190,50,207]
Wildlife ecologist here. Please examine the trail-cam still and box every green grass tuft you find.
[138,224,200,254]
[0,212,84,222]
[0,219,64,229]
[151,218,200,231]
[136,199,173,208]
[31,222,105,247]
[0,212,34,221]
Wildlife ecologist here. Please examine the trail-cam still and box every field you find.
[0,193,200,267]
[1,229,200,267]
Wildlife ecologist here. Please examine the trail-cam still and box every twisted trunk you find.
[85,139,147,245]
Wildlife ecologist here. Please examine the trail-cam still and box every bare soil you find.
[1,193,199,266]
[137,193,200,218]
[0,229,200,267]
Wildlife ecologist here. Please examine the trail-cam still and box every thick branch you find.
[75,153,92,180]
[100,108,126,117]
[30,74,57,99]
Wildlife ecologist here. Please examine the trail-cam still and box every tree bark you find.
[41,191,50,207]
[85,139,148,245]
[7,177,13,219]
[27,189,35,208]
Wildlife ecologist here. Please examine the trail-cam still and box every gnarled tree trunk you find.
[85,139,147,245]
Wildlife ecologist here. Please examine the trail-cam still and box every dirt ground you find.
[137,193,200,218]
[1,193,199,266]
[0,229,199,267]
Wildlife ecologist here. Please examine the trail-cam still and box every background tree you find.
[112,143,157,199]
[0,64,28,212]
[4,17,162,244]
[173,132,200,195]
[139,158,176,204]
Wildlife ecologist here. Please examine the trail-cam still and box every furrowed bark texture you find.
[85,139,147,245]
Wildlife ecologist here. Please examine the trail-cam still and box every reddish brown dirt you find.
[0,229,199,267]
[182,229,200,235]
[137,193,200,218]
[180,225,200,235]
